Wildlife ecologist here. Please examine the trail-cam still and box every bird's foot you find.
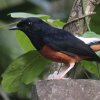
[47,71,62,80]
[47,70,68,80]
[47,62,75,80]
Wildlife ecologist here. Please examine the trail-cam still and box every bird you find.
[9,17,100,79]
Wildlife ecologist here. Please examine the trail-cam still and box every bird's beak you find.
[9,25,19,30]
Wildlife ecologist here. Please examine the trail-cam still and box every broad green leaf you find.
[90,6,100,34]
[18,83,32,98]
[81,61,100,77]
[10,12,65,28]
[16,30,35,52]
[47,19,65,28]
[83,31,100,38]
[9,12,50,20]
[2,51,51,92]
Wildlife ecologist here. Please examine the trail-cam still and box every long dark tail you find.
[86,54,100,63]
[93,56,100,63]
[88,41,100,62]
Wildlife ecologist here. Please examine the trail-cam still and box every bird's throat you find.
[27,33,45,50]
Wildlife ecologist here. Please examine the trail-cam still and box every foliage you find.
[82,31,100,38]
[16,30,35,52]
[2,50,51,92]
[90,5,100,34]
[9,12,50,20]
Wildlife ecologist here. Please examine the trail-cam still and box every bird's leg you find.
[47,62,75,80]
[58,62,75,79]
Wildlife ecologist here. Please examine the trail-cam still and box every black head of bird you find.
[10,17,50,35]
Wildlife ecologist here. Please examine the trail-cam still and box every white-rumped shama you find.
[10,17,100,79]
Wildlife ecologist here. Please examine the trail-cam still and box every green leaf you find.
[18,83,32,98]
[9,12,50,20]
[82,31,100,38]
[2,51,51,92]
[9,12,65,28]
[81,61,100,77]
[47,19,65,28]
[16,30,35,52]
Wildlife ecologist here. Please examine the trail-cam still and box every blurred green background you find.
[0,0,99,100]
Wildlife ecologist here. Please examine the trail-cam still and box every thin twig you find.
[82,0,91,31]
[63,12,96,29]
[82,66,90,79]
[96,63,100,79]
[90,0,100,5]
[0,87,10,100]
[57,63,63,75]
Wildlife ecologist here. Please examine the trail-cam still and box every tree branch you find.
[63,0,99,35]
[63,12,96,29]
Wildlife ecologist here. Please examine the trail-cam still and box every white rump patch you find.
[75,36,100,44]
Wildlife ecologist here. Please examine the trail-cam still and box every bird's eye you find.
[28,22,32,25]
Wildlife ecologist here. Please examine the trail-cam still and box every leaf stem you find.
[63,12,96,29]
[0,86,10,100]
[81,0,91,31]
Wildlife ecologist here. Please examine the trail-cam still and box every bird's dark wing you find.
[43,28,99,58]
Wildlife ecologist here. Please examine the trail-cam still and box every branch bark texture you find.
[64,0,96,34]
